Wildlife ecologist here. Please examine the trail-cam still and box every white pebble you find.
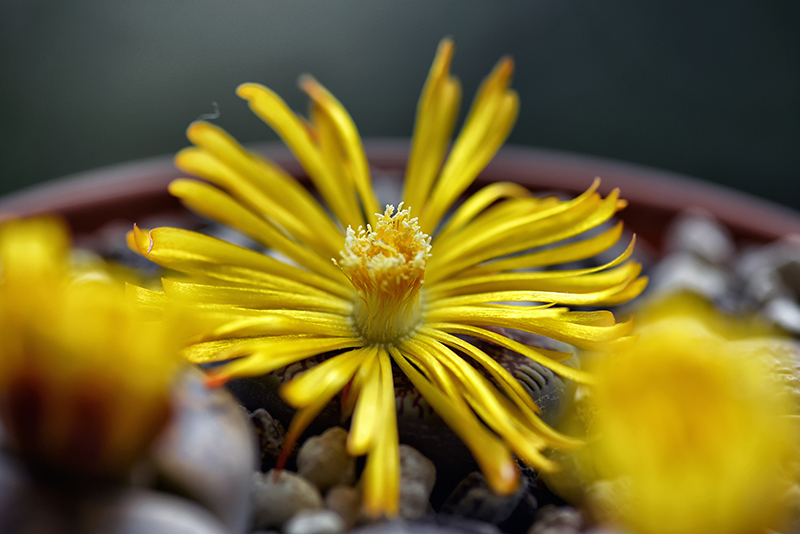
[252,470,323,529]
[283,510,344,534]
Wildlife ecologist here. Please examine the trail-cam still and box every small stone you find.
[351,518,502,534]
[528,505,583,534]
[763,297,800,335]
[284,509,345,534]
[441,471,525,525]
[297,427,356,492]
[83,489,229,534]
[151,367,257,534]
[252,470,324,529]
[663,210,734,265]
[736,237,800,305]
[326,485,362,530]
[251,408,287,471]
[648,252,730,301]
[398,445,436,519]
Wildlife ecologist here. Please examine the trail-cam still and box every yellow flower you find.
[127,39,646,516]
[589,309,797,534]
[0,217,180,477]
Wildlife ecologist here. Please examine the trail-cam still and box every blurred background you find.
[1,1,798,208]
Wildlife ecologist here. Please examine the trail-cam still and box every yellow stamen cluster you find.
[337,205,431,343]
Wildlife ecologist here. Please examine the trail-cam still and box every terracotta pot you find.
[2,140,799,252]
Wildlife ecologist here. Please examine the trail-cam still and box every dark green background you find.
[1,2,798,208]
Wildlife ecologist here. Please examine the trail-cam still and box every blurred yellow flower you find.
[0,217,180,477]
[128,38,646,516]
[589,310,797,534]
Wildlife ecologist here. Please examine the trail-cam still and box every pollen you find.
[337,204,431,344]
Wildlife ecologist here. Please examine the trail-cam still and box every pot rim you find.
[1,139,798,248]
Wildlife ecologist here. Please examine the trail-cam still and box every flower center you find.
[337,205,431,344]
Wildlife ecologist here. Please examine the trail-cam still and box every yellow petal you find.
[178,122,343,257]
[347,348,381,455]
[129,225,350,299]
[434,182,532,244]
[420,56,518,234]
[236,83,362,229]
[403,37,461,213]
[461,221,625,277]
[361,347,400,518]
[168,178,347,283]
[161,277,351,314]
[430,237,638,297]
[390,345,519,495]
[205,336,362,386]
[428,279,638,308]
[280,346,369,408]
[428,322,596,383]
[301,76,379,227]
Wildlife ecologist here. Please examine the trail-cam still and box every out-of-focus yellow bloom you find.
[0,217,180,477]
[589,303,797,534]
[128,39,646,516]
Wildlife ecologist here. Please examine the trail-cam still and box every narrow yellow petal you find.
[416,336,574,465]
[168,178,348,284]
[347,348,381,455]
[236,82,362,229]
[130,226,351,299]
[205,336,362,385]
[125,283,167,314]
[418,327,540,414]
[161,278,352,314]
[434,182,532,244]
[280,347,369,408]
[428,279,637,308]
[301,76,379,226]
[429,179,603,274]
[429,189,621,282]
[427,322,596,383]
[425,307,633,355]
[403,37,462,212]
[360,348,400,518]
[178,122,343,257]
[389,345,520,495]
[416,333,581,451]
[420,57,518,234]
[460,222,625,277]
[429,237,638,297]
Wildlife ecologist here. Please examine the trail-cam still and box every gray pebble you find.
[736,237,800,304]
[325,485,362,530]
[251,408,287,471]
[398,445,436,520]
[252,469,324,529]
[663,210,734,264]
[441,471,525,525]
[298,427,356,492]
[83,489,229,534]
[763,297,800,335]
[284,509,345,534]
[648,252,730,301]
[351,518,502,534]
[151,367,257,534]
[528,505,583,534]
